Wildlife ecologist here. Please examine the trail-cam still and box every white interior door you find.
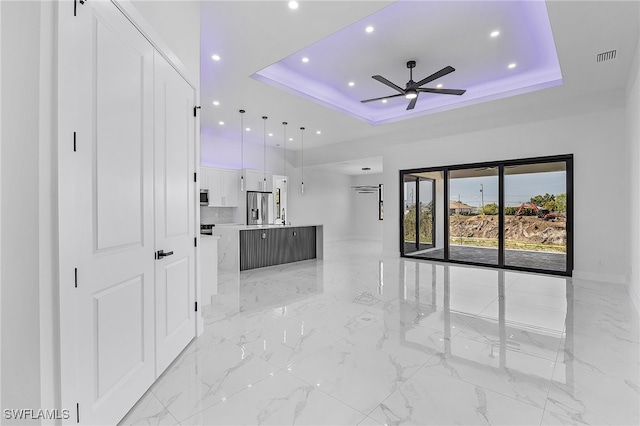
[153,51,197,376]
[70,2,156,423]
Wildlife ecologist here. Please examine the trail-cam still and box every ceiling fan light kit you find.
[361,60,467,110]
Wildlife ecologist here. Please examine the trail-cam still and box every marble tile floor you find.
[119,240,639,426]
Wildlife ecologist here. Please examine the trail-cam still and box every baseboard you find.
[572,270,627,285]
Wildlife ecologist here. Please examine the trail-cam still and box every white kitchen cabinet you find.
[244,169,272,192]
[223,169,239,205]
[199,167,209,191]
[204,167,238,207]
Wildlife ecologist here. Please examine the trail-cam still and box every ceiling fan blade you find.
[418,88,466,95]
[361,93,405,103]
[415,66,455,88]
[372,75,405,94]
[406,95,418,110]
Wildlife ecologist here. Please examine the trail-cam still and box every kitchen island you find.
[215,224,323,274]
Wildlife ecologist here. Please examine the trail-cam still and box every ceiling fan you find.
[361,60,466,110]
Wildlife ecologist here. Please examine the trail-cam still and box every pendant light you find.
[239,109,245,191]
[282,122,288,187]
[262,116,268,191]
[300,126,305,195]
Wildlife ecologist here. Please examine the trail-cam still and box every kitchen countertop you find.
[214,224,322,231]
[200,234,220,239]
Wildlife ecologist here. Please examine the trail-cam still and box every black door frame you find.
[401,174,436,254]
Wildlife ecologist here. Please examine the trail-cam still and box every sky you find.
[405,171,566,208]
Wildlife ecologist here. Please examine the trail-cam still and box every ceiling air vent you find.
[596,50,617,63]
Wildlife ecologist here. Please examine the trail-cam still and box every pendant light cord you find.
[283,122,287,178]
[263,116,268,189]
[240,109,245,188]
[300,127,305,194]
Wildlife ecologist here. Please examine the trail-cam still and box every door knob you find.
[156,249,174,260]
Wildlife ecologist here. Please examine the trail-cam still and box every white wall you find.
[627,33,640,315]
[201,132,293,176]
[0,0,3,414]
[350,173,383,242]
[383,107,629,284]
[130,0,200,86]
[38,1,60,420]
[1,0,46,415]
[288,168,354,243]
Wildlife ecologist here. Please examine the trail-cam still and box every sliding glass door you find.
[448,167,499,266]
[400,155,573,276]
[503,161,568,272]
[403,173,439,258]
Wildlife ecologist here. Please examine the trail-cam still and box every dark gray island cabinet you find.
[214,224,323,275]
[240,226,318,270]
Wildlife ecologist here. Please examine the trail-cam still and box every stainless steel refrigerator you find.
[246,191,274,225]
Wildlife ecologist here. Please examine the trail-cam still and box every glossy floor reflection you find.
[119,240,639,426]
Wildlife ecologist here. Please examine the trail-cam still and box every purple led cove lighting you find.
[251,0,562,125]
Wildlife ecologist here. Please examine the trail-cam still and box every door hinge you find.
[194,301,198,312]
[73,0,85,17]
[74,268,78,288]
[194,237,197,247]
[73,132,77,152]
[193,106,201,117]
[194,172,197,183]
[76,402,79,423]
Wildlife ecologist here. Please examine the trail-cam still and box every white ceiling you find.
[200,1,639,175]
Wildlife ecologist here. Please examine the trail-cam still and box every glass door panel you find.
[403,172,442,259]
[403,177,418,255]
[448,167,499,266]
[418,177,435,250]
[503,162,567,272]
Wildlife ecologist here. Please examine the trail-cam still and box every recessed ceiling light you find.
[211,54,221,61]
[381,99,387,103]
[288,1,298,10]
[490,30,500,38]
[289,138,293,141]
[269,133,273,137]
[245,127,251,131]
[365,26,374,33]
[436,84,443,88]
[218,121,224,125]
[302,57,309,63]
[316,130,321,135]
[213,100,220,106]
[508,62,517,69]
[348,81,355,87]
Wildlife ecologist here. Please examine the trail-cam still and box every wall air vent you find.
[596,50,617,63]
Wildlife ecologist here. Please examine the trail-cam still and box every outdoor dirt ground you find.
[449,215,566,246]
